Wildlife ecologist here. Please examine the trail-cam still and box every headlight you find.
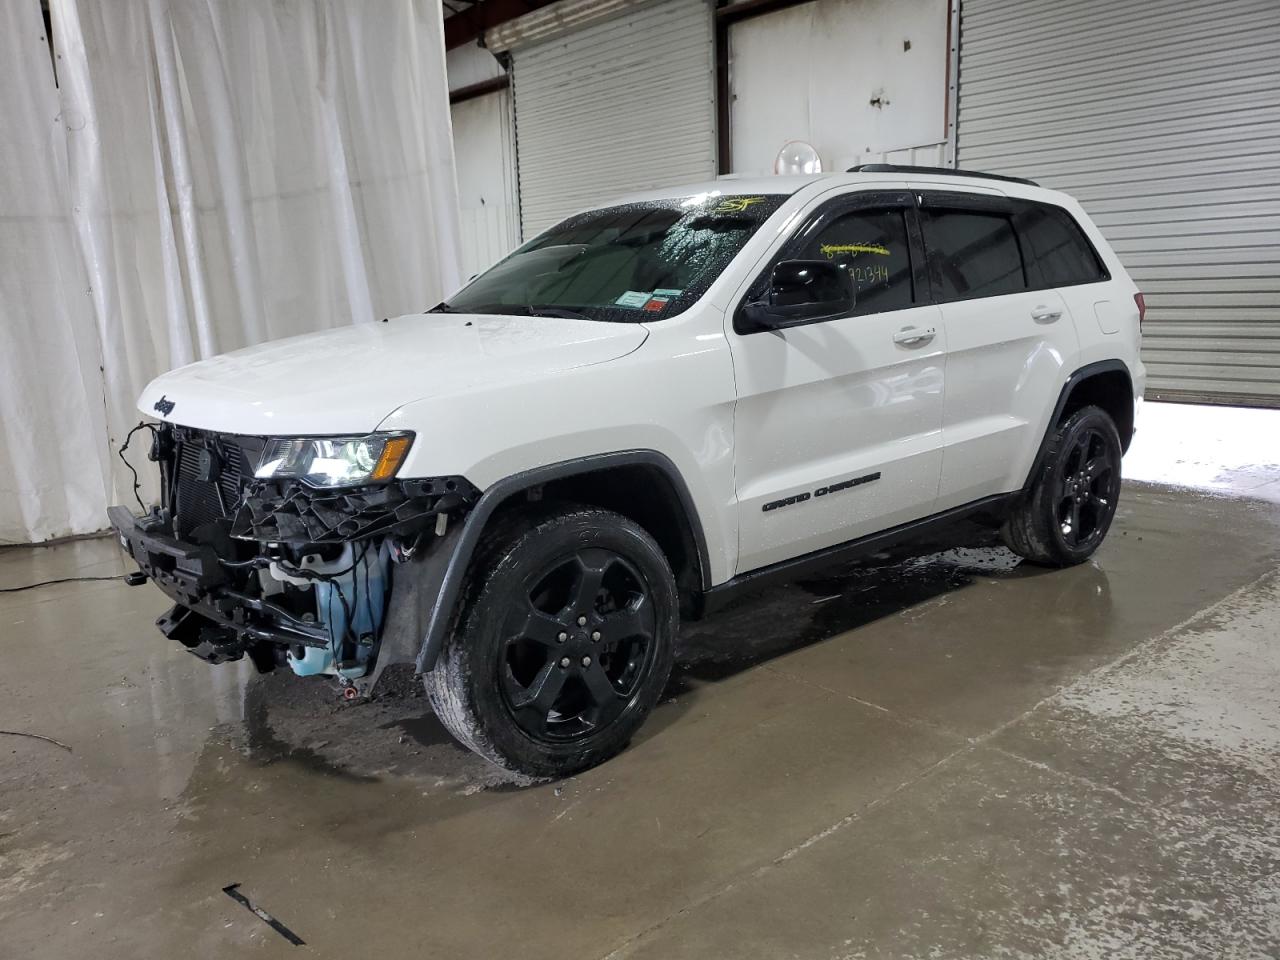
[254,433,413,488]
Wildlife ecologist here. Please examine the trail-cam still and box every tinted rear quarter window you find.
[922,210,1027,300]
[1014,202,1108,286]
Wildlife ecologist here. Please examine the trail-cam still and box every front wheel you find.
[1003,405,1123,567]
[424,506,677,778]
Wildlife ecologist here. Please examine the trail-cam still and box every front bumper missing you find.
[108,505,330,662]
[112,422,485,687]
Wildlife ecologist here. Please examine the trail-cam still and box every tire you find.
[1003,405,1123,567]
[424,505,677,778]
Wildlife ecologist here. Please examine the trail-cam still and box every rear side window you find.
[922,210,1027,301]
[1013,202,1108,286]
[792,207,915,314]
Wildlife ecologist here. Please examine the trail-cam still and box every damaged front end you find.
[110,424,478,695]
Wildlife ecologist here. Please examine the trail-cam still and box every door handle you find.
[893,326,936,346]
[1031,306,1063,322]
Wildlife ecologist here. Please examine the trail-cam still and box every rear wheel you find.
[1003,405,1123,567]
[425,506,677,778]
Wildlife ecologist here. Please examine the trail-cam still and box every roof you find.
[609,175,826,206]
[614,166,1054,199]
[605,168,1065,211]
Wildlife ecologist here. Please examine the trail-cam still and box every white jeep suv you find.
[111,164,1145,777]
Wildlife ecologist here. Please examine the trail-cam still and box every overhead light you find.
[774,141,822,175]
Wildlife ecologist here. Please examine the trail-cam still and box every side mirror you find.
[740,259,856,332]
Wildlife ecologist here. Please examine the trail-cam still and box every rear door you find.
[728,190,945,573]
[917,190,1079,509]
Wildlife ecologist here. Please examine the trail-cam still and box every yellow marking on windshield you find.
[714,196,765,213]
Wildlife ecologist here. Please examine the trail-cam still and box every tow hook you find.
[339,681,360,703]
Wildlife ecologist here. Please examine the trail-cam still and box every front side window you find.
[1013,202,1108,287]
[923,209,1027,301]
[439,194,786,322]
[791,207,916,314]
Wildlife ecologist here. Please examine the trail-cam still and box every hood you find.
[138,313,648,435]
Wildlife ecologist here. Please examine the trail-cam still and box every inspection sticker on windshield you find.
[643,296,669,312]
[653,288,683,298]
[615,291,652,309]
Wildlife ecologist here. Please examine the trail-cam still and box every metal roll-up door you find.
[511,0,716,237]
[956,0,1280,406]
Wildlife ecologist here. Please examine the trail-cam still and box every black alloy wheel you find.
[500,547,658,743]
[1055,425,1119,551]
[425,506,677,778]
[1003,404,1123,567]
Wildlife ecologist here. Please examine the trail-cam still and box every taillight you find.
[1134,292,1146,329]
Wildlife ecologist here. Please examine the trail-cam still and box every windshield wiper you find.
[524,305,594,321]
[428,303,598,322]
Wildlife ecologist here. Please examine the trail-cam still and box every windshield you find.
[439,193,787,322]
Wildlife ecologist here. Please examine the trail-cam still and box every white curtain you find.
[0,0,461,544]
[0,0,113,544]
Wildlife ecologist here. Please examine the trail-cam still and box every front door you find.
[728,191,946,574]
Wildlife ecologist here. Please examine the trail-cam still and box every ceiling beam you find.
[715,0,816,27]
[444,0,563,49]
[449,74,510,105]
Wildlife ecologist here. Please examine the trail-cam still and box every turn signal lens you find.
[371,435,412,481]
[1134,292,1146,329]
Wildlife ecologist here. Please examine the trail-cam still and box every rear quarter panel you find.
[997,186,1146,483]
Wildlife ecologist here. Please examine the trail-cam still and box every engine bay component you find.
[266,541,392,679]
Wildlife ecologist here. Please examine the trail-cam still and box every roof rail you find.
[846,163,1039,187]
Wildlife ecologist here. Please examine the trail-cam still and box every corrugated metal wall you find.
[957,0,1280,406]
[511,0,717,236]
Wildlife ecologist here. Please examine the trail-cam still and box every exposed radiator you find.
[174,432,248,539]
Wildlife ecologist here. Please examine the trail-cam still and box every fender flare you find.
[394,450,712,677]
[1021,359,1133,495]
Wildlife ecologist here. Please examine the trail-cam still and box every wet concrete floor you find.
[3,478,1280,958]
